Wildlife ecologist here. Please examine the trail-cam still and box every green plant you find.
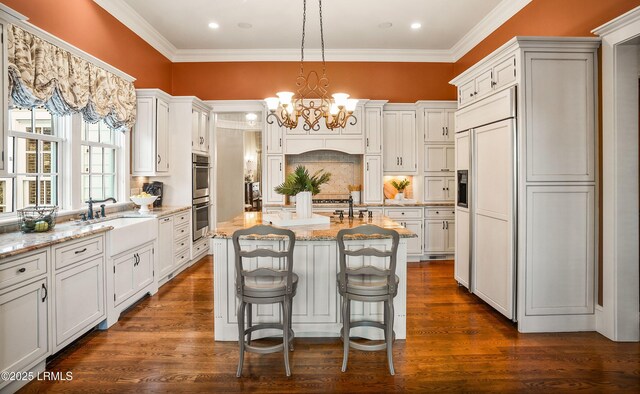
[390,179,410,192]
[274,165,332,196]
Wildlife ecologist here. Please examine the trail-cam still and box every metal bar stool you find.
[233,224,297,377]
[337,225,400,375]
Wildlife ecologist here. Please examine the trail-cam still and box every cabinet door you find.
[493,55,516,91]
[0,278,49,379]
[200,112,209,151]
[399,112,416,171]
[265,121,283,154]
[445,109,456,142]
[191,110,200,151]
[365,108,382,154]
[54,256,104,349]
[383,112,400,171]
[114,254,135,306]
[157,216,174,278]
[445,177,456,201]
[424,146,447,173]
[264,155,284,204]
[135,247,154,291]
[403,220,423,255]
[458,79,476,107]
[132,97,155,174]
[445,220,455,253]
[424,220,446,253]
[424,110,446,143]
[363,155,383,203]
[156,98,170,173]
[423,177,446,202]
[475,68,493,99]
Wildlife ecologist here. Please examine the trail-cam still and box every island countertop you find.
[210,212,417,241]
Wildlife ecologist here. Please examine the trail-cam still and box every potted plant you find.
[390,179,410,200]
[275,165,331,218]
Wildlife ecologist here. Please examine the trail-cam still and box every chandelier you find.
[265,0,357,132]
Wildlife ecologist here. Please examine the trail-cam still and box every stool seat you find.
[337,273,399,297]
[240,273,299,299]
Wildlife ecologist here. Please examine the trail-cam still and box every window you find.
[2,108,61,212]
[81,120,119,201]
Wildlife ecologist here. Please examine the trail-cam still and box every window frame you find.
[80,122,121,203]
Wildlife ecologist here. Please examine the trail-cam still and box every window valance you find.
[7,24,136,132]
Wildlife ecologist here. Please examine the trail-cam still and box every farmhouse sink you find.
[102,217,158,255]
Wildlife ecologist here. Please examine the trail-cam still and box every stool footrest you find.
[242,323,295,354]
[340,320,396,352]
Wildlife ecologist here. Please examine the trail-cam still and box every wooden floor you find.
[20,257,640,393]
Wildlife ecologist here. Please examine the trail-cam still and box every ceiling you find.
[94,0,532,62]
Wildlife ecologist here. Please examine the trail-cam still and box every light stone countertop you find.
[263,202,455,209]
[0,205,191,260]
[210,212,417,241]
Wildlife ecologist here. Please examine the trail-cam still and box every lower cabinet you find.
[113,243,154,307]
[363,155,383,203]
[383,208,424,258]
[157,216,175,279]
[424,218,455,255]
[157,211,193,286]
[0,277,49,391]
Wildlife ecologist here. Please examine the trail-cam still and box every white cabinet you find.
[157,216,174,279]
[424,145,455,173]
[424,109,455,143]
[53,256,104,351]
[0,277,49,390]
[265,122,283,154]
[192,108,210,153]
[384,208,423,257]
[383,111,416,173]
[264,155,284,205]
[424,218,455,254]
[424,176,455,202]
[132,90,171,176]
[457,55,517,108]
[113,243,154,307]
[363,155,383,204]
[365,107,382,154]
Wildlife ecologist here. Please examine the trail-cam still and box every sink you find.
[102,217,158,255]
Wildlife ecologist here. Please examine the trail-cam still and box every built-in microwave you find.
[192,154,210,199]
[193,196,210,241]
[457,170,468,208]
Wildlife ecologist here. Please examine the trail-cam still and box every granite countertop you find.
[210,212,417,241]
[263,202,455,209]
[0,205,191,260]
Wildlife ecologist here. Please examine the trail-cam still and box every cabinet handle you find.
[41,283,47,302]
[157,155,161,164]
[469,93,474,98]
[446,221,449,229]
[396,157,399,165]
[17,267,26,273]
[163,217,170,222]
[75,248,87,254]
[442,127,445,136]
[441,168,450,172]
[474,92,478,96]
[446,127,449,136]
[400,157,403,166]
[366,138,369,147]
[279,163,282,171]
[442,221,445,230]
[366,162,369,171]
[491,81,497,87]
[279,138,282,147]
[436,211,439,214]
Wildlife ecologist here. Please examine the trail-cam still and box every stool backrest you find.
[336,225,400,293]
[232,224,296,296]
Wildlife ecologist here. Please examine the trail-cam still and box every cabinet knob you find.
[17,267,26,273]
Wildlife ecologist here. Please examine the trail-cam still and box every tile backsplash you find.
[285,150,363,199]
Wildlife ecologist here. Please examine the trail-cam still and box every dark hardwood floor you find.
[20,258,640,393]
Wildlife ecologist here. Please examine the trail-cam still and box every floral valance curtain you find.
[7,24,136,132]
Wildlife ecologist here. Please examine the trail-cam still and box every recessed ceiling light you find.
[208,22,220,29]
[378,22,393,29]
[238,22,253,29]
[411,22,421,30]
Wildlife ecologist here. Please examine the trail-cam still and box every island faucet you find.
[348,195,354,219]
[85,197,117,220]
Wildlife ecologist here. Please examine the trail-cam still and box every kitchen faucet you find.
[85,197,117,220]
[348,195,354,219]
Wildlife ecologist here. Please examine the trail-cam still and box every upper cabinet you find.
[132,90,171,176]
[457,55,517,108]
[365,107,382,154]
[424,109,455,143]
[383,110,416,173]
[265,121,283,154]
[192,107,210,154]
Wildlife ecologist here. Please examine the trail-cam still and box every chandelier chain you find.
[300,0,307,75]
[319,0,326,72]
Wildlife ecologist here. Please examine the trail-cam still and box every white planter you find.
[395,192,405,200]
[289,195,296,204]
[295,191,313,219]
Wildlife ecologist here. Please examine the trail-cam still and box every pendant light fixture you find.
[265,0,357,131]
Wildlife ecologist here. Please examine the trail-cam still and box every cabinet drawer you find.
[175,249,190,267]
[54,235,103,270]
[174,211,190,226]
[425,207,455,218]
[192,238,209,257]
[174,223,189,239]
[0,250,48,290]
[383,208,423,220]
[174,235,190,254]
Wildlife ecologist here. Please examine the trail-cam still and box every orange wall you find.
[171,62,456,102]
[2,0,172,91]
[455,0,640,76]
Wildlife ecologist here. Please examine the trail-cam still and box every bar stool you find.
[233,224,297,377]
[337,225,400,375]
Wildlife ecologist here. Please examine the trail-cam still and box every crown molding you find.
[592,5,640,37]
[450,0,532,61]
[93,0,177,61]
[173,48,453,63]
[95,0,532,64]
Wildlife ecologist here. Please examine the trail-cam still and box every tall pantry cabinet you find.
[451,37,600,333]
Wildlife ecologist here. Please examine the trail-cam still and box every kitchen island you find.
[211,212,416,341]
